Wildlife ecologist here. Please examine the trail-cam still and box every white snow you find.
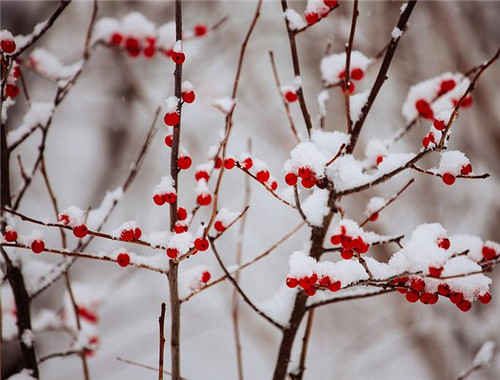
[391,27,403,40]
[321,51,372,86]
[167,232,194,254]
[350,90,369,123]
[7,102,54,147]
[154,175,176,195]
[6,369,36,380]
[164,96,179,113]
[86,187,123,229]
[301,189,329,227]
[365,197,385,215]
[473,341,496,367]
[437,150,470,175]
[30,48,82,79]
[213,97,235,114]
[284,9,306,31]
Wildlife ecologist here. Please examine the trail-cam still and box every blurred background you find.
[1,0,500,379]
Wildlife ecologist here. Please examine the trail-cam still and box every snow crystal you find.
[437,150,469,175]
[317,90,329,117]
[213,97,235,114]
[284,9,306,31]
[301,189,329,227]
[365,197,385,215]
[21,329,35,348]
[7,102,54,147]
[473,341,496,367]
[154,175,176,195]
[30,48,82,79]
[391,27,403,40]
[350,90,369,123]
[165,96,179,113]
[122,12,156,38]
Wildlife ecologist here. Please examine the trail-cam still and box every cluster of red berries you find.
[120,226,142,241]
[330,226,370,259]
[338,67,364,93]
[235,157,277,190]
[441,164,472,186]
[85,336,100,358]
[285,167,328,189]
[2,58,21,99]
[304,0,339,25]
[166,236,210,259]
[58,213,90,239]
[391,276,492,312]
[286,273,342,297]
[153,191,177,206]
[110,34,158,58]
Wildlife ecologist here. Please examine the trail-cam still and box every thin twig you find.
[158,302,166,380]
[411,166,489,180]
[343,0,359,134]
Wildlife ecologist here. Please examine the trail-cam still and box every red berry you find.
[305,12,319,25]
[177,207,187,221]
[171,52,185,64]
[411,278,425,292]
[286,277,298,288]
[304,286,316,296]
[376,155,384,165]
[341,236,355,250]
[201,271,211,282]
[195,171,210,181]
[194,24,208,37]
[125,37,139,50]
[164,112,180,126]
[330,234,342,245]
[341,249,353,260]
[73,225,89,239]
[406,291,420,303]
[165,134,173,147]
[78,307,98,323]
[357,242,369,254]
[341,81,355,94]
[1,39,16,54]
[165,193,177,204]
[429,266,443,278]
[166,248,179,259]
[450,292,463,304]
[438,79,455,96]
[478,292,492,304]
[438,283,450,296]
[12,66,20,79]
[415,99,434,119]
[284,91,298,102]
[174,224,187,234]
[298,277,311,289]
[319,276,331,287]
[194,237,209,251]
[420,292,432,304]
[460,96,473,108]
[182,90,195,104]
[31,240,44,254]
[328,281,341,292]
[178,156,192,170]
[350,68,364,81]
[369,213,379,222]
[457,300,471,312]
[433,119,446,131]
[242,157,253,170]
[117,253,130,267]
[315,177,328,189]
[153,193,166,206]
[120,229,134,241]
[301,176,316,189]
[460,164,472,175]
[270,181,278,191]
[133,227,142,239]
[214,157,223,169]
[224,158,235,170]
[482,246,497,260]
[4,229,18,242]
[128,48,140,57]
[437,238,450,250]
[197,193,212,206]
[324,0,338,7]
[422,136,430,148]
[110,33,123,46]
[5,84,19,98]
[143,46,155,58]
[214,221,226,232]
[428,293,439,305]
[298,167,313,179]
[256,170,270,183]
[285,173,298,186]
[442,173,455,186]
[309,273,318,284]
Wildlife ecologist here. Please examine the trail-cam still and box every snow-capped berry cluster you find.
[153,175,177,206]
[2,225,18,243]
[58,206,89,239]
[321,51,372,88]
[214,208,238,233]
[364,196,385,222]
[166,231,194,259]
[435,150,473,186]
[402,72,472,123]
[283,129,349,189]
[0,30,17,55]
[195,178,212,206]
[1,30,21,99]
[179,266,212,298]
[94,13,208,60]
[113,221,142,242]
[280,77,302,103]
[330,224,370,260]
[304,0,339,26]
